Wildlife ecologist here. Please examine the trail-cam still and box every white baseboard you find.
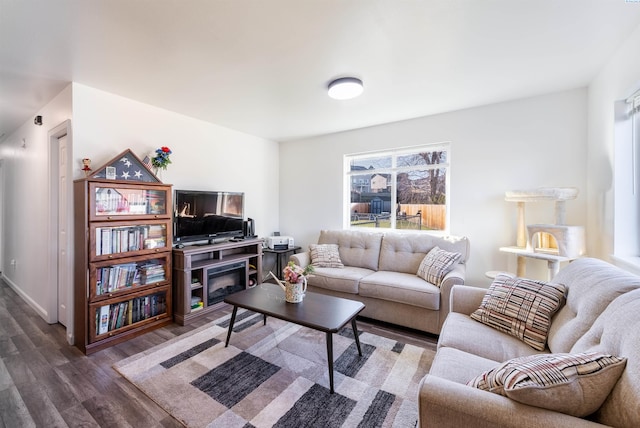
[1,273,52,322]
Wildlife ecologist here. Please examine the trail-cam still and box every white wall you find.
[280,89,588,285]
[72,83,280,238]
[587,22,640,271]
[0,82,280,331]
[0,84,72,320]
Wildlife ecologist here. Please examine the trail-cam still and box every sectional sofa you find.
[419,257,640,427]
[289,229,470,335]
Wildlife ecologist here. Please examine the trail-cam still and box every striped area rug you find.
[114,310,434,427]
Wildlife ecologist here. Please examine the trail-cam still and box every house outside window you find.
[345,143,450,233]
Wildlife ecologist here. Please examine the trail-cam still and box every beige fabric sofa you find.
[419,257,640,427]
[290,229,470,335]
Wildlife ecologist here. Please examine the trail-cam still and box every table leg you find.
[351,318,363,356]
[225,306,238,347]
[263,314,267,325]
[326,332,334,394]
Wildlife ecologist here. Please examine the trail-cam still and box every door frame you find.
[47,119,74,344]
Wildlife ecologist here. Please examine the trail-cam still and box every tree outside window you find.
[346,144,450,232]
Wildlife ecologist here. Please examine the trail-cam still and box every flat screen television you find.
[173,190,245,245]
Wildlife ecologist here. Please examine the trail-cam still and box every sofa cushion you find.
[429,346,499,385]
[471,275,565,351]
[547,257,640,354]
[309,244,344,268]
[378,233,470,274]
[306,266,373,294]
[467,352,626,418]
[318,230,383,271]
[416,246,462,287]
[359,271,440,310]
[438,313,545,362]
[570,288,640,427]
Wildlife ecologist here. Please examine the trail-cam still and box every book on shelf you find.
[95,293,168,335]
[96,262,138,295]
[144,237,166,249]
[95,225,166,256]
[98,305,109,335]
[138,262,165,285]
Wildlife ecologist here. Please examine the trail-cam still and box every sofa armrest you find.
[438,264,467,330]
[289,251,310,268]
[418,375,606,428]
[450,284,488,316]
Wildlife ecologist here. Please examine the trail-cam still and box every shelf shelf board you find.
[499,246,575,262]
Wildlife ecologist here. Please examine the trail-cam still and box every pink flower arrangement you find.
[283,261,314,283]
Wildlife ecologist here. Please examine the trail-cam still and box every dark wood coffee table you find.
[223,283,365,393]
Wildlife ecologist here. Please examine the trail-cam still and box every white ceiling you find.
[2,1,640,143]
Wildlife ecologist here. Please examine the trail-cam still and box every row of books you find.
[96,261,165,295]
[95,225,166,256]
[96,293,168,335]
[95,189,166,216]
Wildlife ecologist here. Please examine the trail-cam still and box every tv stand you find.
[172,238,263,325]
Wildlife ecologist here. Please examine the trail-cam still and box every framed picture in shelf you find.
[148,198,165,215]
[106,166,116,180]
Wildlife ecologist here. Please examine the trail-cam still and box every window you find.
[613,89,640,270]
[345,143,450,232]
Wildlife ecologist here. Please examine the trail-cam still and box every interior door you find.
[57,134,69,326]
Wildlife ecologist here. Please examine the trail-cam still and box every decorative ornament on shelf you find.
[151,146,172,172]
[81,158,92,176]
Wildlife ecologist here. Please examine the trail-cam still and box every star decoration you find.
[120,157,132,168]
[134,170,142,178]
[121,170,130,179]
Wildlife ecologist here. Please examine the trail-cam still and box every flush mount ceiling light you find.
[328,77,364,100]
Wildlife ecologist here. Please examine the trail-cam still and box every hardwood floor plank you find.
[54,362,103,403]
[0,385,37,428]
[0,278,438,427]
[0,359,11,391]
[0,337,18,359]
[12,380,70,427]
[60,403,100,428]
[3,353,37,386]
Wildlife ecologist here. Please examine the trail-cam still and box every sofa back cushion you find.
[318,230,383,271]
[547,258,640,354]
[378,233,469,275]
[570,288,640,427]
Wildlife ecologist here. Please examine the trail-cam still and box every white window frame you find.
[612,89,640,273]
[343,142,451,234]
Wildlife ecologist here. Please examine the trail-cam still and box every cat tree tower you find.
[500,187,585,279]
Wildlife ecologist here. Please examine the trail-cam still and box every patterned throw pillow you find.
[309,244,344,268]
[467,352,627,417]
[416,246,462,287]
[470,275,565,351]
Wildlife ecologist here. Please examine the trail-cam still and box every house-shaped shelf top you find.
[89,149,160,183]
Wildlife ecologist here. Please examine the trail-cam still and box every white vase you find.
[285,278,307,303]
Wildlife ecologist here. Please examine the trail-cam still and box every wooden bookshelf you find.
[73,152,173,354]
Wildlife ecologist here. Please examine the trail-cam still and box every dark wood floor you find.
[0,279,438,427]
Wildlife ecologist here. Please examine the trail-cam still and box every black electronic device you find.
[173,189,245,245]
[243,218,256,238]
